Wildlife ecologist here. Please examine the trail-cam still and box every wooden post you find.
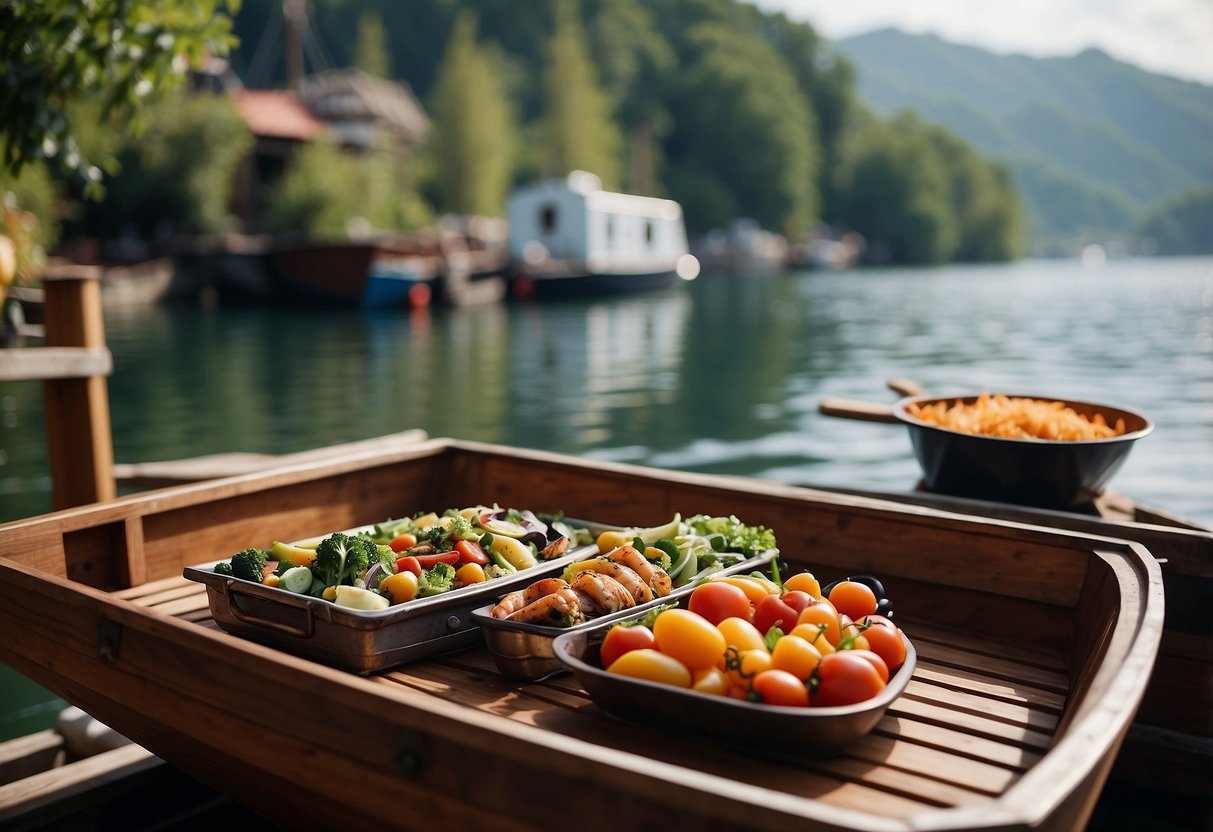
[41,266,116,509]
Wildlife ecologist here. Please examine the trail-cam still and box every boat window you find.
[645,221,654,246]
[541,205,557,233]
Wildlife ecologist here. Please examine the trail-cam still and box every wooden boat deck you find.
[116,572,1068,820]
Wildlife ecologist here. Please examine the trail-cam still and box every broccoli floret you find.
[312,532,378,588]
[230,548,268,582]
[416,562,456,597]
[213,561,234,577]
[445,514,477,541]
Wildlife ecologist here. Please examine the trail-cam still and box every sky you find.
[750,0,1213,85]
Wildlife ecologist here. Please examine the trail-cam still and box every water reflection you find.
[1,256,1210,526]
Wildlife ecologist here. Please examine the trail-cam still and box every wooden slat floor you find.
[116,577,1068,821]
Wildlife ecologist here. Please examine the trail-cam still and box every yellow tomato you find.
[652,609,727,670]
[712,576,772,606]
[691,667,729,696]
[607,649,691,688]
[789,623,835,654]
[783,571,823,600]
[796,602,842,645]
[715,616,768,653]
[770,634,823,681]
[379,571,419,604]
[596,530,633,553]
[723,648,773,690]
[455,562,486,584]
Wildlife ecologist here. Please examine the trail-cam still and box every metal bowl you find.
[552,604,916,756]
[892,394,1153,508]
[472,550,778,682]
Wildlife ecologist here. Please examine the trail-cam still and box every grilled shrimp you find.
[607,545,672,598]
[489,577,569,619]
[505,587,583,627]
[570,570,636,615]
[577,557,653,603]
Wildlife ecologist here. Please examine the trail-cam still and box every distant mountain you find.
[835,28,1213,245]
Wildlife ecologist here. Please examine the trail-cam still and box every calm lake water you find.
[2,254,1212,736]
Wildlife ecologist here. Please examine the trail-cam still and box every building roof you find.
[233,90,324,141]
[302,69,430,146]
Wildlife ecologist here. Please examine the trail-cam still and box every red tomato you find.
[388,533,418,552]
[689,581,752,625]
[847,648,890,683]
[394,555,422,576]
[751,669,810,707]
[813,651,886,707]
[828,580,879,620]
[600,624,657,669]
[779,590,816,615]
[454,539,489,565]
[753,593,799,636]
[857,615,907,672]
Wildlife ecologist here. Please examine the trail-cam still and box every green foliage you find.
[0,0,242,194]
[0,162,60,268]
[355,10,391,78]
[1136,187,1213,255]
[70,92,254,240]
[667,23,818,235]
[269,135,431,237]
[428,12,517,216]
[542,0,623,189]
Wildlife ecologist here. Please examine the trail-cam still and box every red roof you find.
[233,90,323,141]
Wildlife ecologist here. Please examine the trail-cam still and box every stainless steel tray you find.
[552,599,917,756]
[183,518,600,674]
[471,549,779,681]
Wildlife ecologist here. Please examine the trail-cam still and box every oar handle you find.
[818,396,899,423]
[887,378,925,397]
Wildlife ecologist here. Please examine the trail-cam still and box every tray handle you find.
[220,580,317,639]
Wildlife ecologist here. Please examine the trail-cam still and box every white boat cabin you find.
[507,171,698,278]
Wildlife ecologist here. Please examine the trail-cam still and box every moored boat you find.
[0,440,1166,831]
[506,171,700,298]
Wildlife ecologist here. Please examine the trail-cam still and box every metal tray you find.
[471,549,778,681]
[183,519,600,674]
[552,600,916,756]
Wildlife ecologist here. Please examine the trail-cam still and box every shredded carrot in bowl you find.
[905,392,1127,441]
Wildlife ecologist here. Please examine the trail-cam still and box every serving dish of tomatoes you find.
[552,569,916,753]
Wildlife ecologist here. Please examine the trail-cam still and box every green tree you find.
[542,0,622,188]
[269,135,430,237]
[838,114,957,265]
[0,0,241,193]
[666,22,818,234]
[1136,186,1213,255]
[70,92,254,241]
[428,12,517,216]
[356,10,391,78]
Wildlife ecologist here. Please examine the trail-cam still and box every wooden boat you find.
[0,440,1165,831]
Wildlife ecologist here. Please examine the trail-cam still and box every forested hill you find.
[836,28,1213,243]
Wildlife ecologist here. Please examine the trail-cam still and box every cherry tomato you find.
[796,602,842,645]
[829,580,879,620]
[378,571,418,604]
[388,533,418,552]
[394,555,422,576]
[713,576,772,607]
[722,647,773,689]
[837,615,870,651]
[753,593,799,636]
[454,539,489,565]
[607,648,691,688]
[857,615,907,672]
[783,571,822,599]
[813,651,886,707]
[848,649,890,683]
[770,634,823,681]
[689,581,752,625]
[691,667,729,696]
[600,623,658,669]
[715,617,768,653]
[414,551,460,567]
[779,590,816,616]
[790,623,836,654]
[454,562,486,585]
[752,669,810,707]
[653,609,727,670]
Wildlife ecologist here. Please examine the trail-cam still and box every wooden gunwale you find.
[0,440,1164,831]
